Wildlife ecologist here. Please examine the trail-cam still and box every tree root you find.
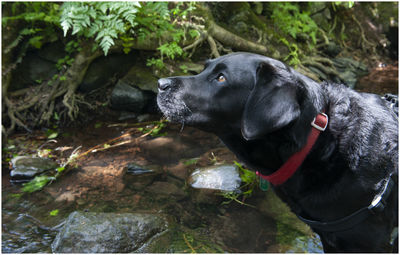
[183,32,207,58]
[3,43,102,135]
[182,5,268,57]
[351,14,376,53]
[302,56,340,80]
[296,64,321,82]
[208,21,268,55]
[207,35,220,58]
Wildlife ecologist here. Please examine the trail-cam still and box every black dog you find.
[157,52,398,252]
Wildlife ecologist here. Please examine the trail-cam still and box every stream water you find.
[2,116,323,253]
[2,63,397,253]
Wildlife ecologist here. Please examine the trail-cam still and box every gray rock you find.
[333,57,368,72]
[78,53,134,93]
[333,57,368,88]
[10,52,58,91]
[120,65,158,93]
[110,80,154,113]
[338,70,358,88]
[10,156,58,182]
[36,41,67,63]
[322,42,342,57]
[9,42,66,91]
[51,211,167,253]
[118,111,137,121]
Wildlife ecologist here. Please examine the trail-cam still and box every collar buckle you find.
[311,112,329,131]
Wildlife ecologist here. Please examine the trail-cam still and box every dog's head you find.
[157,52,319,140]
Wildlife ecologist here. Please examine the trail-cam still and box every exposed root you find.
[316,28,330,49]
[328,15,337,35]
[351,14,376,52]
[207,35,220,58]
[183,31,207,58]
[3,43,102,135]
[208,21,268,55]
[296,64,321,82]
[301,56,340,81]
[182,6,268,57]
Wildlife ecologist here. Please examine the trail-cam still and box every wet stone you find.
[188,164,242,204]
[124,163,160,190]
[189,164,241,191]
[51,211,167,253]
[10,156,58,183]
[126,163,154,175]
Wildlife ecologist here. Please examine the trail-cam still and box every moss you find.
[144,226,225,253]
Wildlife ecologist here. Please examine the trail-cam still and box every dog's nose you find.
[158,78,172,91]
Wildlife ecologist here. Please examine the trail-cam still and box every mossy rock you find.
[143,225,225,253]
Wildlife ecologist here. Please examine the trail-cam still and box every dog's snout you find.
[158,78,172,91]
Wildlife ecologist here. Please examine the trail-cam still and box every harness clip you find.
[368,195,385,214]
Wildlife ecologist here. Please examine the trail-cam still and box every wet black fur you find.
[157,52,398,252]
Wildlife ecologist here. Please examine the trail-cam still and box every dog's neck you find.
[216,77,329,174]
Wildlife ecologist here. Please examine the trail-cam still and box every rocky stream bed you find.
[2,115,325,253]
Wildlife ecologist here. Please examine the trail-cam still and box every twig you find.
[183,234,196,253]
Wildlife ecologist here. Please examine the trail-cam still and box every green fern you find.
[270,2,319,45]
[60,2,141,56]
[59,1,194,62]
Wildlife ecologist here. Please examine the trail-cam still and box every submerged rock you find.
[124,163,161,190]
[145,181,187,200]
[189,164,241,191]
[51,211,167,253]
[126,163,154,175]
[10,156,58,183]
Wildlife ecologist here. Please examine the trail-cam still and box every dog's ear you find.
[241,62,300,140]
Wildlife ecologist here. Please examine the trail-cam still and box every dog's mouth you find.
[157,91,192,123]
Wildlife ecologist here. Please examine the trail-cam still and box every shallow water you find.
[2,117,323,253]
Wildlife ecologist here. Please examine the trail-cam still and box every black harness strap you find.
[297,95,398,233]
[298,174,396,232]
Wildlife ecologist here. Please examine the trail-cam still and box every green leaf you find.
[22,175,54,193]
[47,132,58,139]
[50,209,59,216]
[189,29,200,38]
[183,158,199,166]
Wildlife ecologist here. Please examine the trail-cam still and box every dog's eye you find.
[217,74,226,83]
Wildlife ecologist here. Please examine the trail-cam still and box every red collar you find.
[256,112,329,186]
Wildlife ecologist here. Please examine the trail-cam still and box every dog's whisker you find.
[180,121,185,132]
[181,101,192,113]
